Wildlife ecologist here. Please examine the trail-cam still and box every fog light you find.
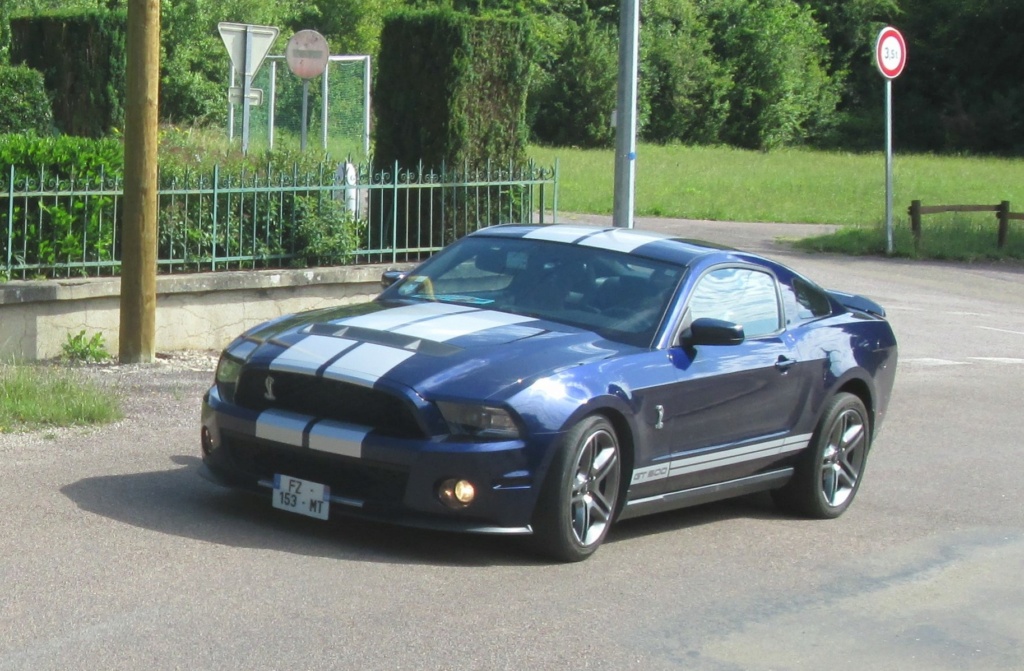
[438,478,476,508]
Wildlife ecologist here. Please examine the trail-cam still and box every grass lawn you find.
[528,144,1024,260]
[0,364,122,432]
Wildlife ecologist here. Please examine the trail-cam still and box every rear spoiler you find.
[828,290,887,318]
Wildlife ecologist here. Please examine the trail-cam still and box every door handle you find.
[775,356,798,372]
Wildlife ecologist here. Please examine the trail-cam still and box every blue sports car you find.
[200,224,897,561]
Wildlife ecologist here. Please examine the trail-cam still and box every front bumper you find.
[200,387,550,534]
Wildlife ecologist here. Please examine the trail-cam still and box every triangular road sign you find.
[218,22,279,78]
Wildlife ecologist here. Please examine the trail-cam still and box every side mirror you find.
[679,317,745,348]
[381,269,407,289]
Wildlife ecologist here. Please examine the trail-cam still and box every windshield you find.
[381,236,684,347]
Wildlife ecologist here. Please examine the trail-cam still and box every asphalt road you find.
[2,218,1022,670]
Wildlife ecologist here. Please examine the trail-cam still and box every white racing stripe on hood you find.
[392,309,537,342]
[270,335,357,374]
[309,420,368,458]
[341,302,475,331]
[322,343,415,386]
[255,409,309,447]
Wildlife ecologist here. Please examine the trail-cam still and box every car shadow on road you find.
[60,454,557,567]
[61,454,784,567]
[607,492,782,545]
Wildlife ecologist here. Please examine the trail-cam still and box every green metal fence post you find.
[553,158,559,224]
[212,165,219,271]
[392,160,399,264]
[6,165,13,273]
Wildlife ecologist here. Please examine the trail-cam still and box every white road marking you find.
[900,358,969,367]
[977,325,1024,337]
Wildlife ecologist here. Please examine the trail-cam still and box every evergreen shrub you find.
[0,64,54,135]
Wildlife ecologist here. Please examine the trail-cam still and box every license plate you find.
[272,474,330,520]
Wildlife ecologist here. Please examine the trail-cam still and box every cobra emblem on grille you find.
[264,375,277,401]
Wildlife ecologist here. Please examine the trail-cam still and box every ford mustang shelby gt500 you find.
[200,224,897,561]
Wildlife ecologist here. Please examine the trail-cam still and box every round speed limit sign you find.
[875,27,907,79]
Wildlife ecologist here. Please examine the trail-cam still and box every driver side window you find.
[688,267,781,338]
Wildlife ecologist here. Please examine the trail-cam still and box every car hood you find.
[230,300,630,401]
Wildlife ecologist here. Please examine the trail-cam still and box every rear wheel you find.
[533,416,621,562]
[773,392,870,519]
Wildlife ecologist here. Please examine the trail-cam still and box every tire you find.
[772,392,870,519]
[533,416,622,562]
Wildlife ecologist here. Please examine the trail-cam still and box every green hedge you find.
[0,64,54,135]
[9,10,126,138]
[373,9,531,246]
[0,133,120,174]
[375,9,530,172]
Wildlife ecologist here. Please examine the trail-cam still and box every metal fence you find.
[0,160,558,280]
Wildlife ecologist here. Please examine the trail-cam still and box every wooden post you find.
[997,201,1010,249]
[119,0,160,363]
[909,199,922,250]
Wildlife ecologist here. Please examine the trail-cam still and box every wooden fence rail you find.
[908,200,1019,249]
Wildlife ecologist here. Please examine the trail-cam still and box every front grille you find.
[223,432,409,505]
[235,370,425,439]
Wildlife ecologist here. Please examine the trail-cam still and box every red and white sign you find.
[875,27,907,79]
[286,30,330,80]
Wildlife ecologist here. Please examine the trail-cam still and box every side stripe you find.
[631,434,813,485]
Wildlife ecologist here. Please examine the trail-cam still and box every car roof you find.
[470,224,745,268]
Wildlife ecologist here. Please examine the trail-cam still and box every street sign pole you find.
[612,0,639,229]
[242,25,254,155]
[885,78,894,254]
[875,26,907,255]
[301,80,310,152]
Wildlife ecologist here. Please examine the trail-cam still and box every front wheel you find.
[773,392,870,519]
[533,416,622,562]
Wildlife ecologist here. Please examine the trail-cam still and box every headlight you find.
[436,402,521,440]
[215,353,244,404]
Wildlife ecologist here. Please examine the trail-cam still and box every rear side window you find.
[688,267,781,338]
[783,277,833,324]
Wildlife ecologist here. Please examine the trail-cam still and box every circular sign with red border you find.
[286,30,330,80]
[875,27,907,79]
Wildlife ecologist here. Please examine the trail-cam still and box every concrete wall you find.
[0,265,396,361]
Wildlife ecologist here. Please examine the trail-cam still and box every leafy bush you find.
[0,130,365,278]
[293,196,365,267]
[641,0,729,145]
[61,330,110,363]
[530,13,616,148]
[0,133,122,174]
[703,0,840,150]
[0,64,54,135]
